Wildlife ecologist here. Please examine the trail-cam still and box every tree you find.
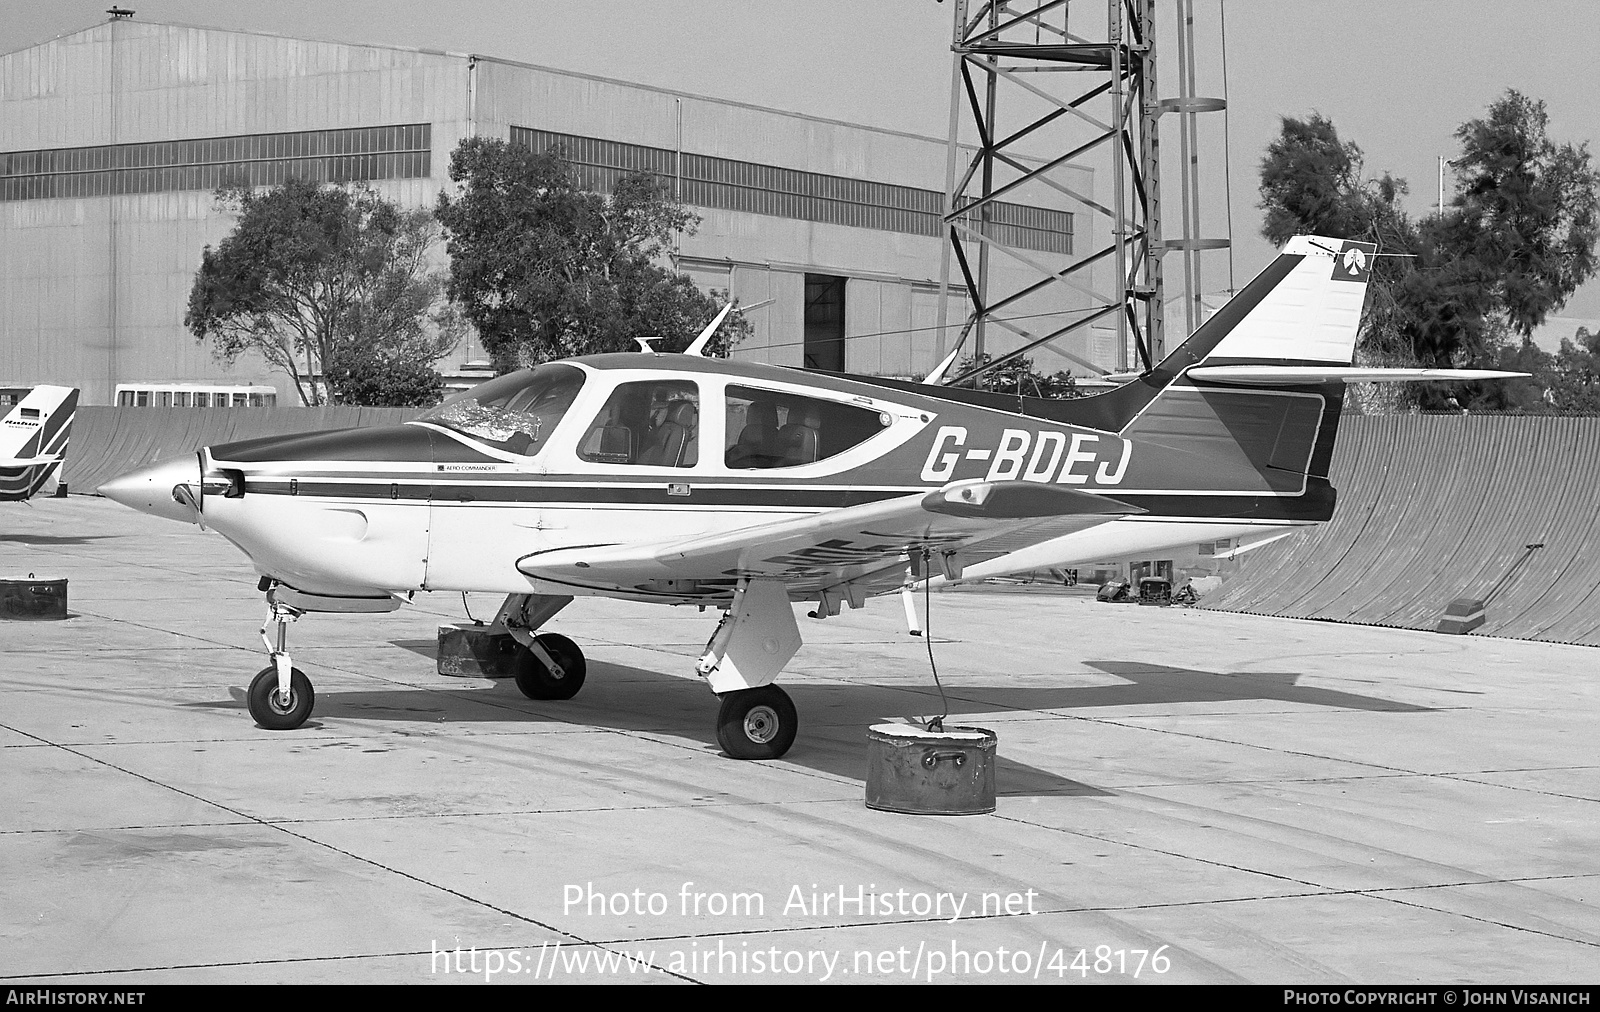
[434,138,749,371]
[322,348,445,407]
[1256,92,1600,412]
[1541,326,1600,412]
[185,180,458,406]
[955,354,1079,398]
[1444,91,1600,340]
[1258,113,1411,251]
[1258,112,1420,380]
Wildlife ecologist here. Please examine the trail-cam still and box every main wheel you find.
[514,633,587,700]
[715,685,798,760]
[247,665,315,730]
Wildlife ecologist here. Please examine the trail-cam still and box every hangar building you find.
[1,13,1102,406]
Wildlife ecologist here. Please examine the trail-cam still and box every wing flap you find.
[516,480,1142,595]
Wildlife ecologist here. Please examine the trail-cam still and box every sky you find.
[6,0,1600,324]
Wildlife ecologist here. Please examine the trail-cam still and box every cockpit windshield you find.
[417,363,586,455]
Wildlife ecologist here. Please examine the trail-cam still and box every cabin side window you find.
[576,380,700,468]
[724,385,889,469]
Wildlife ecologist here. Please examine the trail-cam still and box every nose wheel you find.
[715,685,797,760]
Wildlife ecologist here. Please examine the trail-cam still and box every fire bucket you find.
[0,577,68,620]
[865,723,997,815]
[436,623,519,677]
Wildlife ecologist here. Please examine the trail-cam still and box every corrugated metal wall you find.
[1204,414,1600,647]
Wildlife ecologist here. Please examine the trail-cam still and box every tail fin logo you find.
[1334,244,1370,282]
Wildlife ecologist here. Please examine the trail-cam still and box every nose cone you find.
[99,454,203,524]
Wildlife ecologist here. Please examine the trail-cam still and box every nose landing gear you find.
[247,596,315,729]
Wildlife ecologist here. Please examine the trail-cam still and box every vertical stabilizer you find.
[0,386,79,501]
[1011,236,1377,434]
[1104,237,1377,517]
[1198,236,1374,366]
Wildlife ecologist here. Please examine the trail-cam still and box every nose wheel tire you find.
[514,633,587,700]
[715,685,797,760]
[247,666,314,730]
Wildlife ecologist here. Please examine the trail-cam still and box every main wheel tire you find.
[247,665,315,730]
[514,633,587,700]
[715,685,798,760]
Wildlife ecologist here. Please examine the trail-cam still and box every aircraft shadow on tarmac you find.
[1046,660,1433,713]
[0,533,122,545]
[193,652,1433,798]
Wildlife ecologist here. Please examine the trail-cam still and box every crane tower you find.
[938,0,1229,383]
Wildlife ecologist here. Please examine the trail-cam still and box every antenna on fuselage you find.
[682,303,734,357]
[634,336,663,353]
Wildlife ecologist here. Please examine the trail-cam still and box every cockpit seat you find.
[777,405,822,466]
[727,400,781,468]
[638,399,697,467]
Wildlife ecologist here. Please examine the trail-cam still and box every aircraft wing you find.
[515,480,1142,601]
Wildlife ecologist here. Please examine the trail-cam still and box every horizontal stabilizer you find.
[1213,530,1299,560]
[0,454,62,467]
[1186,366,1529,385]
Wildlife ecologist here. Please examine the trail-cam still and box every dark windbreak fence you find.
[63,406,419,493]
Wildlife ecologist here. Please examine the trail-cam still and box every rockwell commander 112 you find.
[99,236,1518,759]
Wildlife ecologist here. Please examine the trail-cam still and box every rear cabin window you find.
[577,380,700,468]
[724,386,890,469]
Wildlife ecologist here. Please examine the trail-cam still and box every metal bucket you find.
[0,578,68,620]
[865,723,997,815]
[436,623,519,677]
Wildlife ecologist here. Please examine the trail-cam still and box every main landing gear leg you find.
[496,593,586,700]
[696,579,802,760]
[247,596,315,730]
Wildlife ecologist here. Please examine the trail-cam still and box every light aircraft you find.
[99,237,1519,758]
[1,385,78,502]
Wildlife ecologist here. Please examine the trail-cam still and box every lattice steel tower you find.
[937,0,1228,384]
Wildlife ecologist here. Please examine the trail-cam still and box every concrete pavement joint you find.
[1365,890,1600,950]
[0,721,700,979]
[1066,712,1472,776]
[581,873,1600,948]
[1437,773,1600,805]
[0,941,647,983]
[996,809,1600,948]
[1078,715,1600,804]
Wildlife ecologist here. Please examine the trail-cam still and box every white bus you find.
[114,383,278,408]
